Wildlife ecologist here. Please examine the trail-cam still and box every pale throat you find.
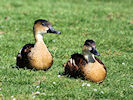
[82,50,95,63]
[36,34,43,40]
[34,33,44,42]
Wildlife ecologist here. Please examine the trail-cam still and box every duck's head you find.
[82,40,100,56]
[33,19,61,35]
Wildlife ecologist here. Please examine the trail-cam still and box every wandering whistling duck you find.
[16,19,61,70]
[64,40,107,83]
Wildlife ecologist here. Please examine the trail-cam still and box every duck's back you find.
[16,44,34,68]
[64,53,87,77]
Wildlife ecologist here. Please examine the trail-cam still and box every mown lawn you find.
[0,0,133,99]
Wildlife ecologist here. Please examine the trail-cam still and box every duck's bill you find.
[91,48,100,56]
[47,26,61,34]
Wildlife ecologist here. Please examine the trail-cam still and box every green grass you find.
[0,0,133,99]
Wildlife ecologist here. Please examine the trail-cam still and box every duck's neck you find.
[82,50,95,63]
[34,32,47,49]
[35,33,44,43]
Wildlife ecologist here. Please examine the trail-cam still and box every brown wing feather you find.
[64,60,79,77]
[64,53,88,77]
[16,44,34,68]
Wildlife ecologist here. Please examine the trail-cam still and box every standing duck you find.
[64,40,106,82]
[16,19,61,70]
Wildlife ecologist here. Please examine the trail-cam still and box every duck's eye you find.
[42,23,46,26]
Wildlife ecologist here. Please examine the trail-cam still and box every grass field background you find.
[0,0,133,99]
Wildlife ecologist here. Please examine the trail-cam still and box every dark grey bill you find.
[90,48,100,56]
[47,26,61,34]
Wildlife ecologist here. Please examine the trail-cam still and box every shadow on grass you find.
[58,68,85,80]
[10,65,50,71]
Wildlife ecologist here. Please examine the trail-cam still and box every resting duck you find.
[64,40,107,83]
[16,19,61,70]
